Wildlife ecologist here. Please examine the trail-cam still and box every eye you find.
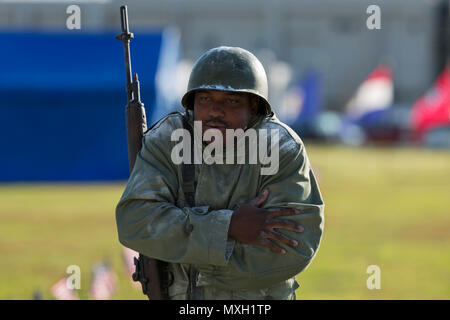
[199,96,211,101]
[227,98,240,104]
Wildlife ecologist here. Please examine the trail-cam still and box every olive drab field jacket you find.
[116,111,324,300]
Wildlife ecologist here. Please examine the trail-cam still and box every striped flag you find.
[346,64,393,119]
[89,262,118,300]
[122,247,141,289]
[50,277,79,300]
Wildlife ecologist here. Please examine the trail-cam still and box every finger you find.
[264,230,299,248]
[250,189,269,207]
[266,208,299,218]
[259,237,286,254]
[267,219,304,233]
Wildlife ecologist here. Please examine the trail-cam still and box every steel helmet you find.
[181,46,272,116]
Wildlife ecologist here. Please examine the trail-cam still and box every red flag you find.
[411,67,450,140]
[50,277,79,300]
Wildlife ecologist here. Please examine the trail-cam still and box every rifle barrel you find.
[120,6,129,33]
[117,5,133,102]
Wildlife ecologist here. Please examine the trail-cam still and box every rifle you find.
[115,5,169,300]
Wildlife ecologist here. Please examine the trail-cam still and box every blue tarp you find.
[0,30,178,181]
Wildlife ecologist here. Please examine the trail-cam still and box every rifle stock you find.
[116,5,167,300]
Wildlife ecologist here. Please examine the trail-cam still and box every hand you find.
[228,189,304,254]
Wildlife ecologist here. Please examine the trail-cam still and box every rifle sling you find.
[181,115,203,300]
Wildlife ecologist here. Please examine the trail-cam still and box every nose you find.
[208,100,225,118]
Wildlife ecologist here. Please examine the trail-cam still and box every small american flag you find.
[122,247,140,289]
[89,262,118,300]
[50,277,79,300]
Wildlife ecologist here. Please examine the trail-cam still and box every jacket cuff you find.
[207,209,235,266]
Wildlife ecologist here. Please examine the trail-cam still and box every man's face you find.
[193,89,258,144]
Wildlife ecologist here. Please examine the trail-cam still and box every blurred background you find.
[0,0,449,300]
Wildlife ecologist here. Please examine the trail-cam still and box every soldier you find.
[116,46,324,300]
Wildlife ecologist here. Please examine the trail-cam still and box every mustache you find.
[204,119,228,127]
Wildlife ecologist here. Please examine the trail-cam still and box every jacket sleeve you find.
[201,136,325,290]
[115,129,235,267]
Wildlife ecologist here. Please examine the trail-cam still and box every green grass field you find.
[0,144,449,300]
